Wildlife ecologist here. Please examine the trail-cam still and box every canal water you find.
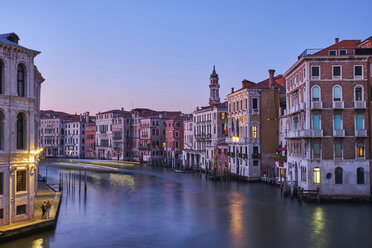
[2,162,372,248]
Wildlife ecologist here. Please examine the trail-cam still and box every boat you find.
[174,169,185,173]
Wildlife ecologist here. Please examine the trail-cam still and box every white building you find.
[183,66,227,170]
[39,117,65,157]
[0,33,44,225]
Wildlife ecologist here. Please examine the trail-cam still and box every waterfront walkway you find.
[0,183,61,243]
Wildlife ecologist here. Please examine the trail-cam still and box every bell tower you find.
[209,65,220,105]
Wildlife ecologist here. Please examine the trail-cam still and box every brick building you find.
[165,114,187,168]
[227,71,284,180]
[284,37,372,198]
[85,123,96,159]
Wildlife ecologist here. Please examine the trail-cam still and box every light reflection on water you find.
[2,163,372,248]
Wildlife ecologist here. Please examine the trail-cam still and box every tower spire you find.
[209,65,220,105]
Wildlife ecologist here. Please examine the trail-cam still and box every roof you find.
[0,33,40,54]
[312,40,360,56]
[249,75,284,90]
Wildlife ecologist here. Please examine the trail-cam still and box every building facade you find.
[284,37,372,198]
[85,123,96,159]
[0,33,44,225]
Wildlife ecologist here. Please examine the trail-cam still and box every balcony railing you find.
[311,101,322,109]
[355,129,367,137]
[333,129,345,137]
[286,129,323,138]
[332,101,344,109]
[354,101,366,109]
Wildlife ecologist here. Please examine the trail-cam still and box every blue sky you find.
[1,0,371,114]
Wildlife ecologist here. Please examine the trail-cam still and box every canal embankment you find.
[0,183,62,244]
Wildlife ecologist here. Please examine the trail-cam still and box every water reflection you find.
[109,174,135,190]
[31,238,43,248]
[229,192,244,246]
[310,206,327,248]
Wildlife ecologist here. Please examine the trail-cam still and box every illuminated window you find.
[355,86,363,101]
[313,167,321,184]
[252,126,257,139]
[16,170,26,192]
[357,143,364,157]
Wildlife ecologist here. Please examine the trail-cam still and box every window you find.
[335,167,343,184]
[332,66,341,79]
[252,126,257,139]
[0,111,3,150]
[311,86,320,101]
[17,113,26,149]
[313,167,321,184]
[335,143,342,158]
[334,114,342,130]
[311,66,320,79]
[0,172,3,195]
[339,49,347,55]
[16,170,26,192]
[251,98,258,112]
[357,143,364,157]
[0,60,3,94]
[355,86,363,101]
[357,168,365,184]
[17,64,25,97]
[329,50,337,56]
[356,114,364,129]
[253,160,258,166]
[0,209,3,219]
[313,143,320,158]
[16,205,27,215]
[354,65,363,79]
[312,114,320,129]
[333,86,342,101]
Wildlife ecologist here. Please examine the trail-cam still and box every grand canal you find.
[2,161,372,248]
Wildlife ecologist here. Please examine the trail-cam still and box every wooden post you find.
[84,170,87,193]
[79,170,81,193]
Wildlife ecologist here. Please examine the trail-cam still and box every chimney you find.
[268,69,275,88]
[121,107,124,111]
[335,38,339,44]
[231,87,234,93]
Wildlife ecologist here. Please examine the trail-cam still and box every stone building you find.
[0,33,44,225]
[227,71,284,180]
[183,66,228,170]
[284,37,372,199]
[39,112,66,157]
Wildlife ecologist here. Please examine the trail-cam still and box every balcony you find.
[332,101,344,109]
[355,129,367,137]
[311,101,322,109]
[226,137,249,144]
[286,129,323,138]
[312,129,323,137]
[354,101,366,109]
[251,153,261,159]
[333,129,345,137]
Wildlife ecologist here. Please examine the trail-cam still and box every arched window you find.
[356,114,364,129]
[335,167,343,184]
[0,60,3,94]
[16,113,26,149]
[333,86,342,101]
[311,86,320,101]
[312,114,320,129]
[357,168,365,184]
[313,167,321,184]
[17,64,26,97]
[0,111,3,150]
[236,119,239,137]
[357,143,364,158]
[334,113,342,129]
[355,86,363,101]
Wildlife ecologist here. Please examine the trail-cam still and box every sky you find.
[1,0,371,114]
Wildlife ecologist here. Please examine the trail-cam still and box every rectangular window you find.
[0,172,3,195]
[332,66,341,79]
[0,209,3,219]
[252,98,258,111]
[16,205,27,215]
[253,160,258,166]
[252,126,257,139]
[329,50,337,56]
[335,143,342,158]
[16,170,26,192]
[354,66,363,79]
[339,49,347,55]
[357,143,364,157]
[311,66,320,79]
[313,168,321,184]
[313,143,320,158]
